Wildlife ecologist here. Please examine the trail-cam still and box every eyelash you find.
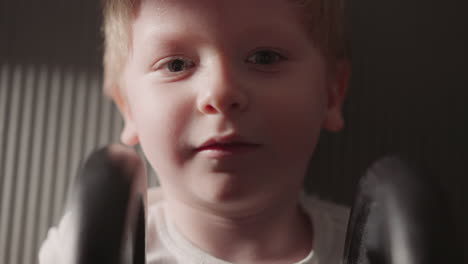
[153,49,287,75]
[157,56,196,73]
[246,49,287,65]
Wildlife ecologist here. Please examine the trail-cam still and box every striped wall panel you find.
[0,62,158,264]
[0,63,126,264]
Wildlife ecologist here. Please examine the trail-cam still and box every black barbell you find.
[71,146,464,264]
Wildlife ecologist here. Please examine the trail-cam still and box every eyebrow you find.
[145,25,301,45]
[136,20,309,61]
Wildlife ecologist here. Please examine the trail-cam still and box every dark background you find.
[0,0,466,263]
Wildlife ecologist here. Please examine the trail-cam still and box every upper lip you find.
[195,134,258,151]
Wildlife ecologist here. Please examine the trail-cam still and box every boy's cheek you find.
[130,100,192,151]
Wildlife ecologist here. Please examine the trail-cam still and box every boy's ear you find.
[323,60,351,132]
[110,86,140,146]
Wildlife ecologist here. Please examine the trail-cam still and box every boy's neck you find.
[165,194,313,264]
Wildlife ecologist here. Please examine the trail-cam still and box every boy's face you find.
[119,0,348,209]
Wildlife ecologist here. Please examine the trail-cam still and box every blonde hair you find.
[101,0,349,96]
[102,0,140,96]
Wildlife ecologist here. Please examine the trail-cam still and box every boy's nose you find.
[196,64,249,115]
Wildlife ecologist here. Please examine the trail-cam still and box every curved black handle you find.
[343,156,463,264]
[72,146,146,264]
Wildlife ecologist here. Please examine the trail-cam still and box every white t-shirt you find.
[39,194,349,264]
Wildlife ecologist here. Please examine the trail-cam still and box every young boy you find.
[40,0,351,263]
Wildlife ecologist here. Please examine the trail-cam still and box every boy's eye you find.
[246,50,285,65]
[166,58,195,72]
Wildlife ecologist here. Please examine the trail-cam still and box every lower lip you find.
[195,144,260,158]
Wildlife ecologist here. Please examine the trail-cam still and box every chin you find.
[191,176,279,215]
[197,173,250,202]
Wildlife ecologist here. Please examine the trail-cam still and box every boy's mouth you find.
[194,135,260,156]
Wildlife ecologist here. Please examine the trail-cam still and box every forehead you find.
[132,0,308,45]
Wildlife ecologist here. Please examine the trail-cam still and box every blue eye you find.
[166,58,195,72]
[246,50,285,65]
